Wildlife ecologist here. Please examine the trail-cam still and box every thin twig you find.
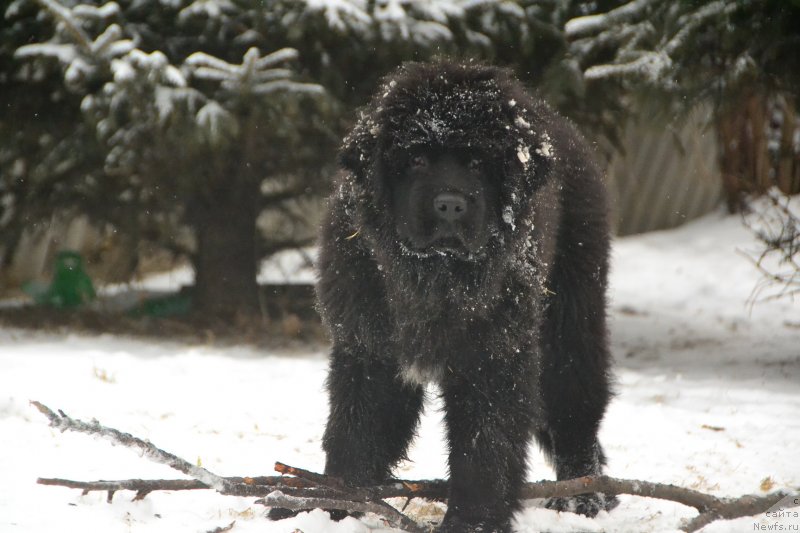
[274,462,346,489]
[32,401,231,492]
[37,475,447,500]
[36,476,323,494]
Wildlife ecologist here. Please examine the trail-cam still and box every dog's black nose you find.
[433,192,468,222]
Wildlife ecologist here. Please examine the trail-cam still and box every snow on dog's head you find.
[336,60,561,316]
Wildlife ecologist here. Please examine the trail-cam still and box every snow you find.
[128,49,169,70]
[14,43,78,64]
[565,0,656,39]
[178,0,237,21]
[1,212,799,532]
[303,0,371,32]
[584,51,672,82]
[90,24,123,55]
[105,248,316,295]
[502,205,516,230]
[250,80,325,96]
[185,51,240,74]
[293,0,514,44]
[184,48,322,96]
[110,58,135,83]
[536,133,554,158]
[196,101,239,144]
[255,48,300,70]
[516,145,531,164]
[572,0,748,86]
[64,56,92,86]
[72,2,121,20]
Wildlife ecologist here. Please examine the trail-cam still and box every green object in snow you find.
[25,251,96,309]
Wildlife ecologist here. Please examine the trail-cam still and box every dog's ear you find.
[340,68,403,180]
[339,113,378,180]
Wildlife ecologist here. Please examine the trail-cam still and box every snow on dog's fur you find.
[315,60,615,532]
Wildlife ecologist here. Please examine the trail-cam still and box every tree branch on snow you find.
[31,401,231,493]
[33,401,795,532]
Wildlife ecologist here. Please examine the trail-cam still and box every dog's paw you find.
[267,508,358,522]
[545,493,618,517]
[437,514,510,533]
[266,507,299,521]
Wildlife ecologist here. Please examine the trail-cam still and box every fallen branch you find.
[262,491,428,533]
[33,401,795,532]
[32,401,231,493]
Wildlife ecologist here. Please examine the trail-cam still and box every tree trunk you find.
[715,89,800,211]
[774,96,800,195]
[716,90,770,212]
[191,181,260,320]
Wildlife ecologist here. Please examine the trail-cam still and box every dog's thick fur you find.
[315,61,614,532]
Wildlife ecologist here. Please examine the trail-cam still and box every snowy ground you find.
[1,211,798,533]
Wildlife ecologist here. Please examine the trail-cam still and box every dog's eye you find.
[468,158,481,170]
[409,155,428,169]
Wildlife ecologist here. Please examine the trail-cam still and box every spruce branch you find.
[33,0,94,50]
[569,0,751,83]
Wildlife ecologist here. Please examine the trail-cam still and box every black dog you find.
[315,61,614,532]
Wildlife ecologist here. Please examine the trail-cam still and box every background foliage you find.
[2,0,798,317]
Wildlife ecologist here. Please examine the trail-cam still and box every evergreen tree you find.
[3,0,628,318]
[4,0,334,317]
[564,0,800,204]
[2,0,571,318]
[564,0,800,299]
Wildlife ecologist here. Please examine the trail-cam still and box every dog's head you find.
[389,146,500,261]
[336,60,556,315]
[340,61,553,261]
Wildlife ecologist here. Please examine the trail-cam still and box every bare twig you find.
[37,473,447,500]
[33,401,796,533]
[32,400,423,528]
[680,492,792,532]
[743,190,800,304]
[36,476,321,494]
[31,401,231,493]
[274,461,346,489]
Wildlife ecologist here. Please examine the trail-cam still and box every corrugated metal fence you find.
[607,105,723,236]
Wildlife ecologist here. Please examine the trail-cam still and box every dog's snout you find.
[433,192,468,222]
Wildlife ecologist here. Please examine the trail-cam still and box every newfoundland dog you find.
[315,60,615,532]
